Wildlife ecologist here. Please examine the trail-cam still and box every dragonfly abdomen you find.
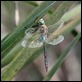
[43,42,48,71]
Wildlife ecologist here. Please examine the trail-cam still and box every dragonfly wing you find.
[21,27,42,48]
[28,39,43,48]
[28,34,43,48]
[46,35,64,45]
[47,20,64,36]
[28,28,43,48]
[21,34,43,48]
[21,27,38,47]
[21,35,32,47]
[25,28,35,37]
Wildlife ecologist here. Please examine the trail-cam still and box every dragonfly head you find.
[39,19,45,25]
[31,19,45,33]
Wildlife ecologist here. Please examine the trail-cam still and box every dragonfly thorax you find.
[40,25,48,35]
[40,24,48,42]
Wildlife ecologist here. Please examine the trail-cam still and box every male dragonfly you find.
[21,19,64,71]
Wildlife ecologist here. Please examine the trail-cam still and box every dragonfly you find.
[21,19,64,71]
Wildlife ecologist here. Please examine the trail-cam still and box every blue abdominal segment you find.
[41,35,46,42]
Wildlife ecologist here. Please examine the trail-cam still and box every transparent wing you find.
[21,28,43,48]
[46,35,64,45]
[28,37,43,48]
[21,35,31,47]
[46,20,64,45]
[21,28,35,47]
[47,20,64,36]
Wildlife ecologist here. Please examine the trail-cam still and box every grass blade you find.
[46,1,73,25]
[61,4,81,22]
[1,43,23,67]
[26,1,38,7]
